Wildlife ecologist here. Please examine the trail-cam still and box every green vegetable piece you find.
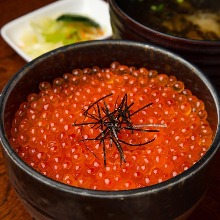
[167,32,174,36]
[56,14,100,28]
[151,5,157,11]
[157,4,164,11]
[151,4,164,11]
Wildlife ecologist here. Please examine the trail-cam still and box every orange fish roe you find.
[10,62,213,191]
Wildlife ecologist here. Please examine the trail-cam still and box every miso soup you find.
[117,0,220,41]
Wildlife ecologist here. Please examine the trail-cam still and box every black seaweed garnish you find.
[72,93,166,166]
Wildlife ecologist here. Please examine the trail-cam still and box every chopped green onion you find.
[151,4,164,11]
[158,4,164,10]
[151,5,157,11]
[167,32,174,36]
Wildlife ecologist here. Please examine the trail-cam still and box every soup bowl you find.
[0,40,220,220]
[109,0,220,86]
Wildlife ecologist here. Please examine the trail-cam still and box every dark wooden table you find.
[0,0,220,219]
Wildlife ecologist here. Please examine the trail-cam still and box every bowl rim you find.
[0,39,220,198]
[109,0,220,45]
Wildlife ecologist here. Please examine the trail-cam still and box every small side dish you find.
[1,0,112,62]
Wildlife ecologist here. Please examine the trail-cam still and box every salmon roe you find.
[10,62,213,191]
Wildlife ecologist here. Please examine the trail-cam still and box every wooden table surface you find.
[0,0,220,219]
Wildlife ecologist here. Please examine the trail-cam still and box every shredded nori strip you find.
[72,93,166,166]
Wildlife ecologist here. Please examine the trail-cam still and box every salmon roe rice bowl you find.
[9,61,213,191]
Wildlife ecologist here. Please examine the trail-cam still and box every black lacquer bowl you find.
[109,0,220,85]
[0,40,220,220]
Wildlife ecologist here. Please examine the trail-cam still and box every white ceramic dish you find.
[1,0,112,62]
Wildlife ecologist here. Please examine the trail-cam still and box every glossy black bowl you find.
[0,40,220,220]
[109,0,220,86]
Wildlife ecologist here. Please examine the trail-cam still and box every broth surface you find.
[117,0,220,40]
